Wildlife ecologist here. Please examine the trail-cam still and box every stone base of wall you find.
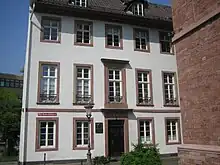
[178,144,220,165]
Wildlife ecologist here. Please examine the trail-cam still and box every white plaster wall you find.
[128,112,182,154]
[26,112,105,162]
[23,12,182,162]
[25,111,181,161]
[27,12,180,110]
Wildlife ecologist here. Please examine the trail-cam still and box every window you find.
[5,79,9,87]
[136,70,153,105]
[75,21,93,45]
[108,69,122,103]
[105,25,122,48]
[75,65,93,104]
[15,80,19,88]
[159,31,173,54]
[38,62,60,104]
[70,0,87,7]
[132,3,144,16]
[163,72,178,106]
[165,118,181,144]
[9,79,14,88]
[73,118,94,150]
[41,17,61,42]
[134,29,149,51]
[36,118,58,151]
[138,119,154,144]
[19,80,23,88]
[0,79,4,87]
[76,121,89,146]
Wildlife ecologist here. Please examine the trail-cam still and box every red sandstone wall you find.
[175,16,220,145]
[172,0,220,33]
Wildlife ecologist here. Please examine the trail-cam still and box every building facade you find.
[19,0,182,164]
[172,0,220,164]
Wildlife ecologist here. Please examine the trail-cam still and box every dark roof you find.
[34,0,172,21]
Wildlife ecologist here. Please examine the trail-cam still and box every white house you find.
[19,0,182,164]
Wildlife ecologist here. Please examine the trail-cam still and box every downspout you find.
[19,2,35,164]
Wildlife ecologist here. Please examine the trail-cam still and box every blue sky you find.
[0,0,170,75]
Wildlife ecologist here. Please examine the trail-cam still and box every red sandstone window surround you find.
[40,16,61,43]
[137,118,155,145]
[133,29,150,52]
[135,69,153,106]
[35,117,59,152]
[159,31,174,54]
[73,64,94,105]
[73,118,94,150]
[37,62,60,105]
[105,24,123,49]
[74,20,93,46]
[162,71,179,107]
[165,117,181,145]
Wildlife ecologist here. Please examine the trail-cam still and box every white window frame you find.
[137,71,151,104]
[76,67,91,103]
[40,65,58,103]
[76,121,90,147]
[166,120,179,143]
[108,69,123,103]
[163,73,176,104]
[159,32,173,53]
[106,26,121,47]
[139,120,153,144]
[39,121,56,148]
[74,0,87,7]
[42,18,60,41]
[132,3,144,16]
[75,22,92,44]
[135,30,149,50]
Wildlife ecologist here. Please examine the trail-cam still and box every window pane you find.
[84,32,90,43]
[76,31,83,43]
[50,67,56,76]
[43,19,50,26]
[40,140,46,146]
[43,66,49,76]
[84,24,90,31]
[48,139,54,146]
[107,35,113,46]
[77,68,82,78]
[43,28,50,40]
[108,70,113,79]
[84,69,89,78]
[51,28,58,40]
[113,35,119,46]
[135,38,140,49]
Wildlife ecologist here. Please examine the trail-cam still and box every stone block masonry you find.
[172,0,220,164]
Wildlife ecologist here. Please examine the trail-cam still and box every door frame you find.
[104,112,129,157]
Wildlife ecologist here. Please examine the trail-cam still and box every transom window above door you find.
[105,25,123,49]
[134,29,150,52]
[41,17,61,43]
[38,62,60,104]
[75,21,93,46]
[74,64,93,105]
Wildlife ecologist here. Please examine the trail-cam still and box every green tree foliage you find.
[0,88,21,156]
[120,143,162,165]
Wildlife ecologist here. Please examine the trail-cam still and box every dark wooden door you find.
[108,120,124,157]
